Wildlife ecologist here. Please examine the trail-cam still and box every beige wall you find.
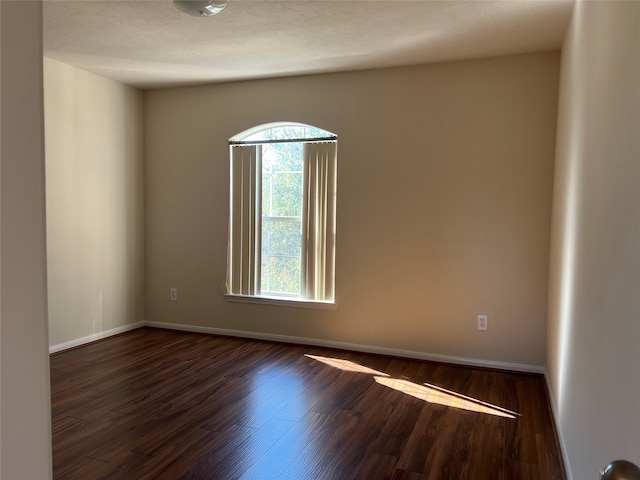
[145,51,559,368]
[44,58,144,348]
[547,1,640,478]
[0,1,52,478]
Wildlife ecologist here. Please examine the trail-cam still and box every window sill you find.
[224,294,337,310]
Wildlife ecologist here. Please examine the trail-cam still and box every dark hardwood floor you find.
[50,327,565,480]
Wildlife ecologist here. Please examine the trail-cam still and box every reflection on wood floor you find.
[51,327,565,479]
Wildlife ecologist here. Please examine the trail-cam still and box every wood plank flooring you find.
[50,327,565,479]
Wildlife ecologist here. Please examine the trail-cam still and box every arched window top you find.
[230,122,337,145]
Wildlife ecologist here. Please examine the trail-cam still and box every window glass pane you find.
[263,220,301,257]
[263,172,302,217]
[261,141,303,297]
[262,143,303,217]
[261,221,301,295]
[263,142,302,172]
[261,255,301,295]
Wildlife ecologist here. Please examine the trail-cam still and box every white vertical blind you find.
[301,142,337,301]
[228,145,261,295]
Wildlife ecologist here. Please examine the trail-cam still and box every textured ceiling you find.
[43,0,574,90]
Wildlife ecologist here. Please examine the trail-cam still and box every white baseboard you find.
[49,321,145,354]
[50,319,545,374]
[544,371,573,480]
[144,321,545,374]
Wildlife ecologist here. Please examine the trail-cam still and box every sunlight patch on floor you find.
[304,354,389,377]
[305,353,518,419]
[375,377,518,419]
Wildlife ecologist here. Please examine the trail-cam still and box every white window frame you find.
[225,122,338,309]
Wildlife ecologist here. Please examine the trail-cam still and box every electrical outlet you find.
[170,288,178,302]
[477,314,488,331]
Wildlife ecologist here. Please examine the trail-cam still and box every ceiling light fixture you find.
[174,0,227,17]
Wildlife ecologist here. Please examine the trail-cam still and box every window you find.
[226,122,337,305]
